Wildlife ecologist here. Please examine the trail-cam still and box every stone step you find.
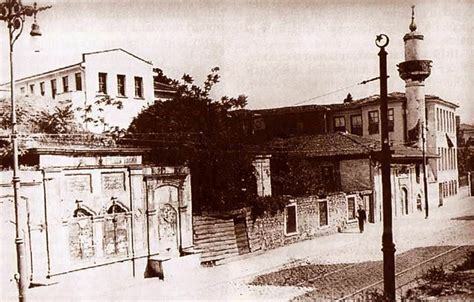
[147,253,202,280]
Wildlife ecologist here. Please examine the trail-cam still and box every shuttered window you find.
[319,200,328,226]
[285,204,297,235]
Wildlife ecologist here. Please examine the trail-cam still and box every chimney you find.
[343,93,353,103]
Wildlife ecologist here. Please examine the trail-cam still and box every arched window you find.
[103,200,129,257]
[69,205,95,261]
[106,204,126,215]
[73,207,94,218]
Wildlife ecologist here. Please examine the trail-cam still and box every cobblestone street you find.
[16,190,472,301]
[252,245,473,301]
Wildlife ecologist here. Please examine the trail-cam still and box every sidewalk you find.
[22,193,474,301]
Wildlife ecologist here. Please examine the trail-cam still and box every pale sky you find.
[1,0,473,123]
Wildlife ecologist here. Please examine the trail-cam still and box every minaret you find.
[397,6,432,148]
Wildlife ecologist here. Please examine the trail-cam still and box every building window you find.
[321,165,336,192]
[368,110,379,134]
[437,147,440,170]
[40,82,45,96]
[285,204,297,235]
[448,111,451,133]
[29,84,35,95]
[449,149,453,170]
[416,194,422,211]
[347,196,356,220]
[437,108,440,131]
[454,148,457,169]
[51,79,57,99]
[350,115,363,136]
[20,87,25,94]
[415,164,420,184]
[443,148,448,171]
[75,73,82,91]
[98,72,107,94]
[62,76,69,93]
[450,112,453,133]
[333,116,346,132]
[387,108,394,132]
[319,200,328,227]
[117,74,126,96]
[452,112,455,133]
[442,148,445,170]
[443,110,447,133]
[134,76,143,98]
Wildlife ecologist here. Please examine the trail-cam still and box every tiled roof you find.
[0,48,153,86]
[322,92,405,110]
[460,123,474,131]
[342,132,438,159]
[247,92,457,115]
[253,131,437,160]
[253,132,370,157]
[324,92,458,110]
[251,104,329,116]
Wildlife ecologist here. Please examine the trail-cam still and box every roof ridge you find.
[82,48,153,65]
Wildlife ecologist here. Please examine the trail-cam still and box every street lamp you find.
[0,1,51,301]
[376,34,396,301]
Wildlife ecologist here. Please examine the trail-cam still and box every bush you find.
[422,265,447,282]
[363,289,390,301]
[454,251,474,271]
[251,195,289,219]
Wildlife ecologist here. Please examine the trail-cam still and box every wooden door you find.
[233,217,250,255]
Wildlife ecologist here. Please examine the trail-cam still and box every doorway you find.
[401,187,408,215]
[233,216,250,255]
[364,194,375,223]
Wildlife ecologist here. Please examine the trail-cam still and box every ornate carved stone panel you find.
[101,172,126,192]
[65,174,92,193]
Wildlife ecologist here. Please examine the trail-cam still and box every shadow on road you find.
[451,216,474,221]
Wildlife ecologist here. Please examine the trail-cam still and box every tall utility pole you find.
[421,121,429,218]
[0,2,51,301]
[376,34,396,301]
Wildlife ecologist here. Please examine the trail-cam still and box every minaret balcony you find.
[397,60,432,82]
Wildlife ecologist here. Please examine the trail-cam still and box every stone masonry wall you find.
[248,193,359,251]
[193,192,362,264]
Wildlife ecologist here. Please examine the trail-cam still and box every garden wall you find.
[193,192,363,264]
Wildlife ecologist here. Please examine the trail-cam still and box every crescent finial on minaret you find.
[409,5,417,32]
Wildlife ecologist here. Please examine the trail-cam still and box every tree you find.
[76,95,124,133]
[128,67,256,212]
[35,102,78,134]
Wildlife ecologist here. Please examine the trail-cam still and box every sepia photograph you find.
[0,0,473,301]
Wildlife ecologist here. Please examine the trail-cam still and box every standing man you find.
[357,205,367,233]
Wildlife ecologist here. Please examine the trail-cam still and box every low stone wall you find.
[248,193,357,251]
[193,192,361,264]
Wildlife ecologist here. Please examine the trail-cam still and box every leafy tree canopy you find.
[128,67,256,212]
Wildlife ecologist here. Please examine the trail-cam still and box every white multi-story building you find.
[0,48,173,131]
